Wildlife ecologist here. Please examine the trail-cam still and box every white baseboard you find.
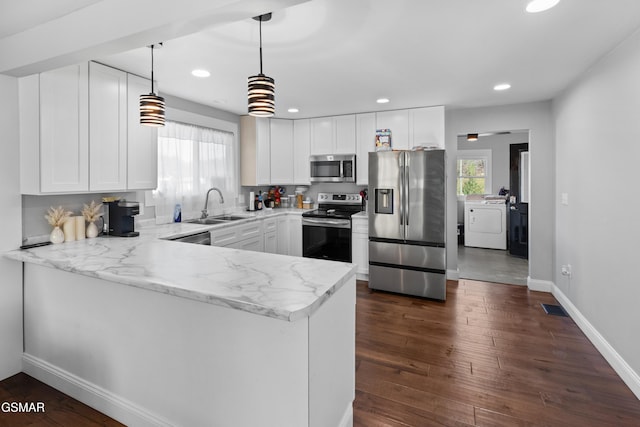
[552,287,640,400]
[355,272,369,281]
[446,268,459,281]
[527,276,553,292]
[338,402,353,427]
[22,353,174,427]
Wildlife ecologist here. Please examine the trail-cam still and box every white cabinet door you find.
[89,62,127,191]
[310,117,333,155]
[241,116,271,186]
[334,114,356,154]
[264,232,277,254]
[289,215,303,257]
[409,106,445,149]
[20,64,90,194]
[127,73,158,190]
[356,113,376,186]
[264,217,277,254]
[228,235,264,253]
[376,110,409,150]
[351,216,369,277]
[269,119,294,184]
[293,119,311,184]
[277,216,290,255]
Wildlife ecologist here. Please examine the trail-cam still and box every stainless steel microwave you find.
[309,154,356,183]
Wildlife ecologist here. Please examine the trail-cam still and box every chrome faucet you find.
[201,187,225,218]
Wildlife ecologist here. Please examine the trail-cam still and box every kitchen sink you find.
[184,215,250,225]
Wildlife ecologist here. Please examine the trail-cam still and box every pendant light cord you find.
[151,45,155,94]
[259,17,263,75]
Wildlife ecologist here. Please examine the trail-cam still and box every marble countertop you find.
[5,209,356,322]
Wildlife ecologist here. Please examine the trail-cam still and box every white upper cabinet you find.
[127,74,158,190]
[293,119,311,185]
[356,113,376,186]
[375,110,409,150]
[269,119,294,184]
[19,62,160,194]
[240,115,271,186]
[310,115,356,155]
[20,64,90,194]
[334,115,356,154]
[310,117,333,155]
[408,106,445,149]
[89,62,127,191]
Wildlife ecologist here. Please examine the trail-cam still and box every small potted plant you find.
[45,206,72,244]
[82,200,103,238]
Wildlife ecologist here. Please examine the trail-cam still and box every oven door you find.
[302,218,352,263]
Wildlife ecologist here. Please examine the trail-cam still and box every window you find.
[153,121,237,223]
[457,150,492,196]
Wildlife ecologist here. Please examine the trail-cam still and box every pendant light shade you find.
[140,44,165,127]
[248,14,275,117]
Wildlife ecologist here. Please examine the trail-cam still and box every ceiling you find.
[5,0,640,119]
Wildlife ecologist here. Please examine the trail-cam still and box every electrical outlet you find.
[561,264,572,278]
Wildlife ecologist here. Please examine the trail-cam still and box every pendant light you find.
[248,13,275,117]
[140,43,165,127]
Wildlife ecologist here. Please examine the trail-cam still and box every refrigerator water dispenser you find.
[374,189,394,214]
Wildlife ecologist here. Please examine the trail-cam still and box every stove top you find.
[302,192,363,219]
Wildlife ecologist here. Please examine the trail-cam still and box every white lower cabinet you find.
[351,214,369,279]
[210,221,264,252]
[289,215,303,257]
[209,214,303,256]
[277,216,290,255]
[264,218,278,254]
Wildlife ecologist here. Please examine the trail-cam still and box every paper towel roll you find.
[249,191,255,211]
[75,216,86,240]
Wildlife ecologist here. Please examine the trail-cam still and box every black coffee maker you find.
[107,200,140,237]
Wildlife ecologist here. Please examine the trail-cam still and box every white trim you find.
[22,353,175,427]
[337,402,353,427]
[552,286,640,400]
[527,276,553,292]
[447,268,460,281]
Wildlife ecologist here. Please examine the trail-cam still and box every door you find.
[368,151,403,240]
[406,150,445,244]
[509,143,529,258]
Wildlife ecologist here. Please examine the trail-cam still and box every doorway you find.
[456,130,529,285]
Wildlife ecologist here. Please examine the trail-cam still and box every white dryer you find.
[464,201,507,250]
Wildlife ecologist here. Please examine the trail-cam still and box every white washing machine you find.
[464,201,507,250]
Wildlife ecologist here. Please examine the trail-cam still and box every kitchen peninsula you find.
[5,218,356,427]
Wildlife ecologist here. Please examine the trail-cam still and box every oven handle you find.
[302,218,351,229]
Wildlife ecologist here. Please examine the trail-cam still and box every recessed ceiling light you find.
[191,69,210,78]
[377,98,390,104]
[526,0,560,13]
[288,108,299,113]
[494,83,512,91]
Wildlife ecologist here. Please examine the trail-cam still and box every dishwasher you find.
[168,231,211,245]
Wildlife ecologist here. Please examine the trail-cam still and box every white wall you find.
[445,102,554,286]
[0,74,23,380]
[554,27,640,395]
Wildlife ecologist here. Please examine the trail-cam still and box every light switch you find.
[561,193,569,206]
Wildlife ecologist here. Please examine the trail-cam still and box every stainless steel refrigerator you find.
[368,149,446,300]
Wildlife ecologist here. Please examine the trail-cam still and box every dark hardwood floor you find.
[0,372,123,426]
[354,279,640,426]
[2,279,639,426]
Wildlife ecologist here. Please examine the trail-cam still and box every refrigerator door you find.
[405,150,445,244]
[368,151,404,240]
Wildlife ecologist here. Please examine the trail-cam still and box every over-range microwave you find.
[309,154,356,183]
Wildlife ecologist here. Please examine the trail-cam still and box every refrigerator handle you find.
[399,163,405,225]
[404,158,410,227]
